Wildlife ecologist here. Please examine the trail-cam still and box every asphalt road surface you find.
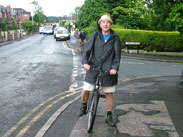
[0,33,182,137]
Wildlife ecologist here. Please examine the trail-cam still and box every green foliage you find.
[113,28,183,52]
[111,6,129,27]
[67,23,72,32]
[31,0,47,27]
[10,17,17,29]
[61,21,66,27]
[78,0,108,29]
[167,3,183,34]
[150,0,183,32]
[0,17,18,31]
[77,0,182,33]
[78,0,153,30]
[22,21,38,34]
[0,23,7,31]
[33,14,39,23]
[85,27,183,52]
[84,21,98,39]
[47,16,60,23]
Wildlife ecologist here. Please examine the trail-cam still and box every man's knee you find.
[81,90,90,97]
[105,93,113,98]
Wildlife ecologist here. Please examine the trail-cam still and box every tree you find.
[31,0,47,26]
[22,21,38,34]
[126,0,153,29]
[150,0,176,31]
[111,6,129,27]
[110,0,153,29]
[72,7,81,22]
[167,3,183,34]
[78,0,152,30]
[78,0,107,29]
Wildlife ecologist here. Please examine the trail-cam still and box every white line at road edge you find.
[35,95,81,137]
[121,61,144,65]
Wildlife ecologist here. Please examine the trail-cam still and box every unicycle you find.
[87,69,106,133]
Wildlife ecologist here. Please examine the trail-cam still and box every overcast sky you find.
[0,0,84,16]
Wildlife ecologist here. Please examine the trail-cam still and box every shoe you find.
[105,114,116,127]
[77,104,87,117]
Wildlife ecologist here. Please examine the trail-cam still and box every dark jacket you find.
[79,32,87,40]
[82,30,121,86]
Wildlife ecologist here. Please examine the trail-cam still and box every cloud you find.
[0,0,84,16]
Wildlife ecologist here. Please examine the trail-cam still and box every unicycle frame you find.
[87,69,106,133]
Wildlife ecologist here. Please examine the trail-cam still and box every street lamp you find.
[19,21,22,38]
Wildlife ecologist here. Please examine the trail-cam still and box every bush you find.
[22,21,38,34]
[0,23,7,31]
[85,26,183,52]
[114,29,183,52]
[83,21,98,39]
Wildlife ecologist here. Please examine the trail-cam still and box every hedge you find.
[85,27,183,52]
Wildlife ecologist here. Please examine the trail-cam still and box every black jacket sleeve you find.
[111,34,121,71]
[82,32,97,65]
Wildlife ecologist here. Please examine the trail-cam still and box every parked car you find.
[16,29,27,36]
[55,28,70,41]
[53,27,65,38]
[53,27,59,38]
[39,26,44,34]
[43,26,53,35]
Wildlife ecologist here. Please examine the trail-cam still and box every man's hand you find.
[83,64,90,71]
[110,69,117,75]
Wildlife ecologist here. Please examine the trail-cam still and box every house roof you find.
[0,5,6,13]
[14,8,31,15]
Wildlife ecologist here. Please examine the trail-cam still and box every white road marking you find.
[69,49,85,90]
[121,61,144,65]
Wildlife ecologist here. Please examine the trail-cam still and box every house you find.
[60,15,76,26]
[0,5,31,29]
[0,5,6,25]
[14,8,31,25]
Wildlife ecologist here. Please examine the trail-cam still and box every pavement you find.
[0,33,34,47]
[69,76,183,137]
[1,32,183,137]
[67,34,183,137]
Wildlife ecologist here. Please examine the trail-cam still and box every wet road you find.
[0,34,83,137]
[0,33,183,137]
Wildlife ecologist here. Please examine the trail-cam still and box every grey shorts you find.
[83,82,116,93]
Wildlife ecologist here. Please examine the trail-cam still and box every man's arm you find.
[111,35,121,71]
[82,32,97,65]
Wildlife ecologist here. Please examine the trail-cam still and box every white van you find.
[39,26,44,34]
[43,26,53,35]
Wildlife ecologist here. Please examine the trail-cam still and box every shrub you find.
[22,21,38,34]
[85,26,183,52]
[0,23,7,31]
[114,29,183,52]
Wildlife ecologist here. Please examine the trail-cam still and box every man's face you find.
[100,20,111,32]
[82,30,84,33]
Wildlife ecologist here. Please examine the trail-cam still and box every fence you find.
[0,30,28,43]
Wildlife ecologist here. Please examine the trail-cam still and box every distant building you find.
[0,5,6,25]
[14,8,31,25]
[0,5,31,30]
[60,15,76,25]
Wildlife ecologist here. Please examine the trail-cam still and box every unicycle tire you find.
[87,91,99,133]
